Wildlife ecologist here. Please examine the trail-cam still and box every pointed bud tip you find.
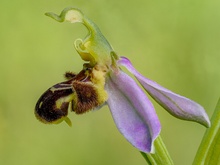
[190,104,211,128]
[201,117,211,128]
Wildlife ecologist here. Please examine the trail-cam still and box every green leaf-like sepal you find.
[45,7,118,68]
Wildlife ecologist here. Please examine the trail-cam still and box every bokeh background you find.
[1,0,219,165]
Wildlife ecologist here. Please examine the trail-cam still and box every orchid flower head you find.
[35,7,210,153]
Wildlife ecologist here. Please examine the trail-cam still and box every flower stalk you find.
[141,135,174,165]
[193,97,220,165]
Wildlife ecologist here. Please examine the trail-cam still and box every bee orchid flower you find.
[35,7,210,153]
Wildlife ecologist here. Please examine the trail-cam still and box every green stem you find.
[141,135,174,165]
[193,97,220,165]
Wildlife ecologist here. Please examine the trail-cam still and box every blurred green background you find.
[1,0,219,164]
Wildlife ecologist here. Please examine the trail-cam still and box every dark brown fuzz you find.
[72,81,99,114]
[65,71,76,80]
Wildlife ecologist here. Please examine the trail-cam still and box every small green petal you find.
[64,117,72,127]
[45,7,118,68]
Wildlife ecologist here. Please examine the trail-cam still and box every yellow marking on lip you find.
[39,101,43,108]
[50,86,72,93]
[55,94,74,109]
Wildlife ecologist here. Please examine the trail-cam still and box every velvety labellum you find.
[35,80,74,123]
[35,69,100,124]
